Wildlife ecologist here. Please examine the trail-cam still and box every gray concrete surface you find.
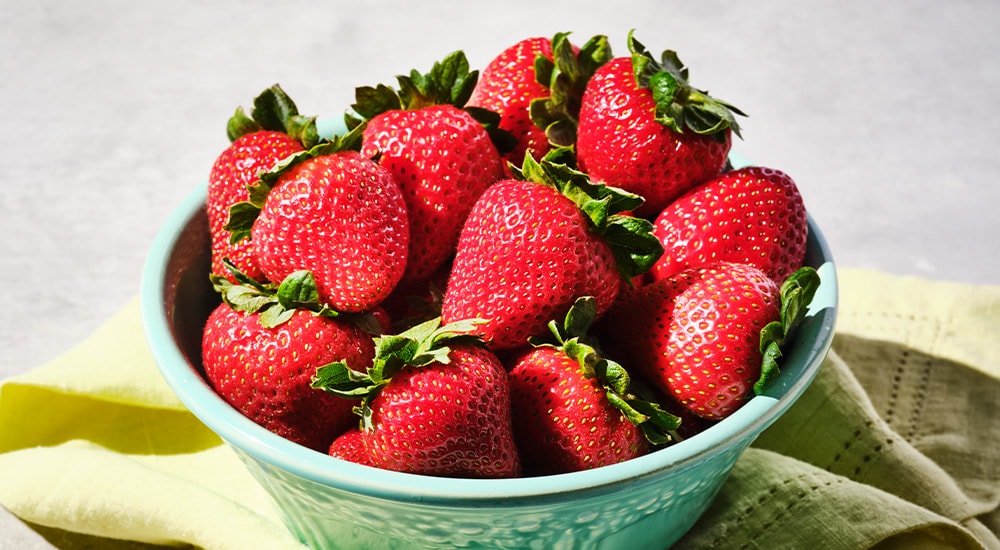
[2,0,998,547]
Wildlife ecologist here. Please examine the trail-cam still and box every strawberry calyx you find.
[529,297,682,445]
[627,30,746,141]
[347,50,516,155]
[529,32,613,148]
[222,125,367,243]
[511,149,664,279]
[225,83,320,148]
[754,266,823,394]
[358,49,478,114]
[209,259,382,334]
[311,316,487,430]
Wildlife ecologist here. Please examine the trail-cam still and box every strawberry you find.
[352,51,507,284]
[327,427,379,467]
[508,297,679,475]
[602,263,820,420]
[441,151,663,351]
[313,317,521,478]
[226,131,410,313]
[649,166,809,283]
[207,84,318,282]
[467,33,611,164]
[576,32,745,218]
[202,268,379,452]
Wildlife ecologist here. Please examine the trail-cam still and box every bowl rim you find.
[140,170,838,504]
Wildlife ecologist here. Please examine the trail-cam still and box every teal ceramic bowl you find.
[140,154,837,549]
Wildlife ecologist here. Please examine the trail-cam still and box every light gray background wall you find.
[2,0,998,546]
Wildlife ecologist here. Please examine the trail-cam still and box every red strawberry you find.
[208,85,317,282]
[202,269,378,452]
[650,166,808,283]
[313,318,521,478]
[328,428,379,467]
[353,52,506,284]
[603,263,819,420]
[226,133,410,314]
[441,153,663,351]
[467,33,611,164]
[576,32,745,218]
[508,297,679,475]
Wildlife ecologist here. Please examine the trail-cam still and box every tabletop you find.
[2,0,999,547]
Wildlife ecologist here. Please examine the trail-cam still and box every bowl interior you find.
[140,168,838,504]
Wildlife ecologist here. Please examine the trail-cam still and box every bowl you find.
[140,154,838,549]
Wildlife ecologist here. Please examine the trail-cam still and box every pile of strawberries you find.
[199,31,820,479]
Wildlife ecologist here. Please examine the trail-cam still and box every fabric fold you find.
[0,442,303,549]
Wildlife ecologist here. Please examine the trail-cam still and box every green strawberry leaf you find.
[538,144,578,168]
[221,257,269,290]
[223,124,367,241]
[754,266,822,394]
[311,361,386,431]
[225,84,319,148]
[211,259,277,312]
[351,83,404,119]
[533,297,682,445]
[312,361,376,397]
[226,106,262,143]
[211,273,275,314]
[259,304,296,329]
[577,33,614,77]
[562,296,597,341]
[285,115,321,149]
[529,32,613,148]
[223,197,264,244]
[210,263,291,328]
[626,398,683,446]
[352,50,479,121]
[779,266,822,333]
[275,270,321,310]
[512,151,663,280]
[534,50,555,89]
[311,315,487,428]
[348,50,517,154]
[370,332,423,383]
[605,391,645,424]
[398,50,479,109]
[210,262,346,329]
[627,30,745,141]
[595,357,631,396]
[251,84,300,133]
[513,150,645,222]
[602,215,664,279]
[647,71,684,134]
[464,105,517,155]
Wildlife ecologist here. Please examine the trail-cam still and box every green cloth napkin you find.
[1,268,998,549]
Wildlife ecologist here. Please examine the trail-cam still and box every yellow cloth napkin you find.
[1,268,998,549]
[0,299,304,550]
